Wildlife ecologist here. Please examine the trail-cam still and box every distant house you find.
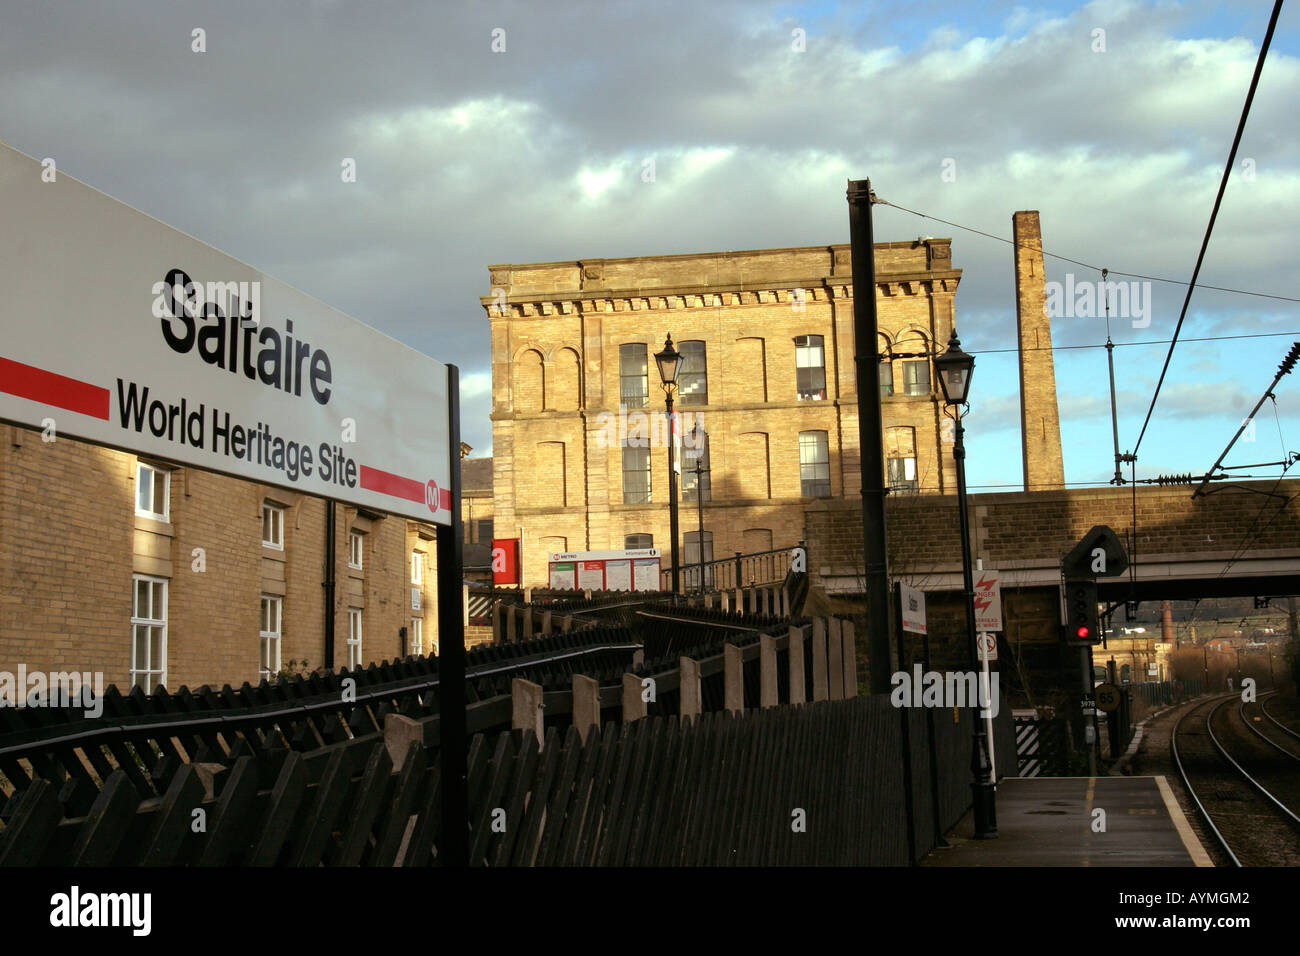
[461,456,494,585]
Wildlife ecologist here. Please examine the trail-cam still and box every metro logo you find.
[151,268,334,406]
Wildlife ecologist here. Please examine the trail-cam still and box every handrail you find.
[661,541,807,592]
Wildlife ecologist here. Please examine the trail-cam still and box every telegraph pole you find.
[846,179,893,693]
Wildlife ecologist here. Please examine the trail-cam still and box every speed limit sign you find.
[1095,683,1122,713]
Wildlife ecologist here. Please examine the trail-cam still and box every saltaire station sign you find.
[0,141,452,524]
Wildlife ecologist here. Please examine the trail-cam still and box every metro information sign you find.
[0,141,452,524]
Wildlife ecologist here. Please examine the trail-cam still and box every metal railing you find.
[663,541,806,593]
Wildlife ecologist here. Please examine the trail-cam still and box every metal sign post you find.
[437,365,468,867]
[892,582,918,864]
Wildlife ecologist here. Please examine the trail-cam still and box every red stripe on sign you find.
[0,356,110,420]
[359,465,425,504]
[440,488,450,512]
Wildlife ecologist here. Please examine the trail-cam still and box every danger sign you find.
[974,569,1003,632]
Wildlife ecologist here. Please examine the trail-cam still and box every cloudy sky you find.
[1,0,1296,490]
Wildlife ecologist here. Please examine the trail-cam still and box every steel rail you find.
[1171,695,1242,867]
[1208,695,1300,828]
[1259,692,1300,744]
[1238,692,1300,762]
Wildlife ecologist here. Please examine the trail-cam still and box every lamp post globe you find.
[934,329,974,406]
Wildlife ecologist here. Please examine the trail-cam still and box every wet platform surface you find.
[921,776,1212,867]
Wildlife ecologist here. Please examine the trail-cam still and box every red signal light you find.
[1076,626,1091,639]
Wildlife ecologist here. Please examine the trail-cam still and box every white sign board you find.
[604,559,631,592]
[0,142,451,524]
[900,584,927,635]
[575,561,603,591]
[549,561,576,590]
[974,569,1003,632]
[977,633,998,661]
[633,559,660,591]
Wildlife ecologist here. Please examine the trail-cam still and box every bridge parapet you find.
[807,479,1300,600]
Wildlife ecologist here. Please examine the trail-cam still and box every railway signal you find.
[1066,578,1102,643]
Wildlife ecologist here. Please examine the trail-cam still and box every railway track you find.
[1171,692,1300,866]
[1258,693,1300,752]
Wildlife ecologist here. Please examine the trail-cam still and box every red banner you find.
[491,537,520,586]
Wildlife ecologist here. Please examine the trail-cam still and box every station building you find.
[0,430,445,693]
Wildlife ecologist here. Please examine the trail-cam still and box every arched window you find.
[515,349,545,411]
[738,432,770,499]
[619,343,649,408]
[622,444,651,504]
[678,340,708,405]
[549,347,581,410]
[885,426,917,492]
[878,333,894,398]
[794,334,826,401]
[895,331,930,397]
[683,531,714,590]
[682,424,710,503]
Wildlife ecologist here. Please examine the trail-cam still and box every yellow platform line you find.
[1155,774,1214,867]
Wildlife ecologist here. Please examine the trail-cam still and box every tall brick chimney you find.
[1012,210,1065,491]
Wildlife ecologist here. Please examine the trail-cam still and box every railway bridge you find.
[805,477,1300,647]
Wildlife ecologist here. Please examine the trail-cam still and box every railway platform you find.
[921,775,1213,867]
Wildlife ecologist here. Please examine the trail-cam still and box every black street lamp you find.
[935,329,997,839]
[655,334,683,595]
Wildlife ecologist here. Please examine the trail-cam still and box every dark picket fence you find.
[0,624,641,805]
[0,692,1014,866]
[0,606,1017,866]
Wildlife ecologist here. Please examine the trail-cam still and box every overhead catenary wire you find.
[1131,0,1284,456]
[875,198,1300,306]
[965,330,1300,356]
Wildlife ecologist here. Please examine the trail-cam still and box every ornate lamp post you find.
[934,329,997,839]
[654,334,683,594]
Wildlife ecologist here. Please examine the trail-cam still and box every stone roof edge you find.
[484,239,954,274]
[479,269,962,309]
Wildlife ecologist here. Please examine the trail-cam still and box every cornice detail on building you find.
[480,271,961,319]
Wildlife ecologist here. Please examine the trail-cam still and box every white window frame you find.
[411,551,423,586]
[259,595,282,681]
[262,502,284,550]
[135,462,170,521]
[130,574,168,691]
[347,607,363,670]
[349,531,364,570]
[794,334,827,401]
[409,617,423,657]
